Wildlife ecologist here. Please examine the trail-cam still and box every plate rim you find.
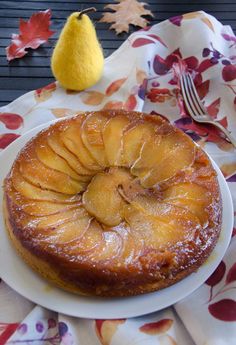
[0,119,234,319]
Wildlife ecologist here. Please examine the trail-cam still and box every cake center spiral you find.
[82,167,132,227]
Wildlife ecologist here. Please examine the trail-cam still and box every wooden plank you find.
[0,77,54,89]
[0,66,53,77]
[0,27,130,40]
[0,89,29,102]
[1,4,236,18]
[2,11,236,28]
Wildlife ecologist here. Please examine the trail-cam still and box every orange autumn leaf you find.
[103,101,124,110]
[139,319,173,335]
[99,0,153,34]
[81,91,106,106]
[105,78,127,96]
[136,68,147,84]
[34,82,57,102]
[95,319,125,345]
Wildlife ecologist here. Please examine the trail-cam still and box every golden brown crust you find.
[3,110,222,297]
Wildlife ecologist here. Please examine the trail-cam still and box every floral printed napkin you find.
[0,11,235,345]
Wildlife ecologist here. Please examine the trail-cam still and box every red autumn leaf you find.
[222,64,236,82]
[6,9,54,61]
[209,299,236,321]
[124,94,137,110]
[206,98,221,118]
[226,263,236,284]
[147,34,167,47]
[0,113,23,130]
[205,261,226,287]
[132,38,155,48]
[105,78,127,96]
[140,319,173,335]
[196,80,210,100]
[0,133,20,149]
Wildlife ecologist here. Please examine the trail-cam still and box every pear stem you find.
[78,7,96,19]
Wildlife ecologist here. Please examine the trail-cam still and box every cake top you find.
[5,110,222,296]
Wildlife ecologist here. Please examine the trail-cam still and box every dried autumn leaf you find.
[99,0,153,34]
[6,9,54,61]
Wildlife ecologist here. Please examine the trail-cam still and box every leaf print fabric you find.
[0,11,236,345]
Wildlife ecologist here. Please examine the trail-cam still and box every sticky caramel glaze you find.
[3,110,222,297]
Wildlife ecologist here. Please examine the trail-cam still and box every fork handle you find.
[212,121,236,148]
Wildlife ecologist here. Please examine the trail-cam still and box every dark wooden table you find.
[0,0,236,107]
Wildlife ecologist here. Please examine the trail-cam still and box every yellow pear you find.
[51,8,104,91]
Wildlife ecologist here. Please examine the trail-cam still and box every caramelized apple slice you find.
[36,136,85,182]
[83,168,131,227]
[90,230,122,263]
[122,122,155,167]
[81,112,109,167]
[7,185,81,216]
[19,149,86,194]
[36,206,84,229]
[43,211,92,244]
[130,135,161,177]
[163,183,211,226]
[124,194,200,249]
[70,220,103,254]
[113,223,143,266]
[47,129,93,177]
[132,130,195,187]
[10,165,78,203]
[102,115,129,166]
[61,121,101,172]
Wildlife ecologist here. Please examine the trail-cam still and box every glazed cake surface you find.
[4,110,222,296]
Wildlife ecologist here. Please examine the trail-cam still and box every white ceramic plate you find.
[0,120,233,319]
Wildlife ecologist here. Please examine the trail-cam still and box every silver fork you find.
[180,72,236,148]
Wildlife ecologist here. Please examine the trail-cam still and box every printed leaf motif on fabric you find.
[95,319,126,345]
[34,82,57,103]
[209,299,236,321]
[0,133,20,149]
[80,91,106,106]
[140,319,173,334]
[105,78,127,96]
[0,113,23,130]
